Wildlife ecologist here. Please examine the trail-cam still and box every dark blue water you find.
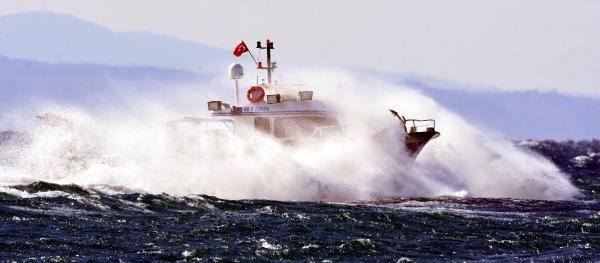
[1,140,599,262]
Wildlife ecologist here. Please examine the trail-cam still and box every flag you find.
[233,41,249,57]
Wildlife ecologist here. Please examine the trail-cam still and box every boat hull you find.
[405,131,440,158]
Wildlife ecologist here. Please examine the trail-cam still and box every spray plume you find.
[0,69,580,201]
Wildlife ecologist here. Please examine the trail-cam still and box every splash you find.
[0,69,580,201]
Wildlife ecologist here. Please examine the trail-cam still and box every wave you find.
[0,69,581,201]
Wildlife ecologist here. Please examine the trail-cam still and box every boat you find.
[166,39,440,158]
[34,39,439,167]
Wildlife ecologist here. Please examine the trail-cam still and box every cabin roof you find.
[210,100,334,117]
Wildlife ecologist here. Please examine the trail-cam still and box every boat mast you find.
[257,39,275,84]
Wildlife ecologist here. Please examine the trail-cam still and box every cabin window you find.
[254,117,271,134]
[274,116,339,138]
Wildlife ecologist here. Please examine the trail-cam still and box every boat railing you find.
[404,119,436,133]
[166,117,234,132]
[309,125,348,138]
[165,117,235,157]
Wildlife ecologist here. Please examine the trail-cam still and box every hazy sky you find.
[1,0,599,97]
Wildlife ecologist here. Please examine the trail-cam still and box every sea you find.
[0,137,599,262]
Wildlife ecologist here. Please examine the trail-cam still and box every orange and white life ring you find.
[246,86,265,104]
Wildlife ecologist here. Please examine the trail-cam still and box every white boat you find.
[32,39,439,175]
[167,39,440,158]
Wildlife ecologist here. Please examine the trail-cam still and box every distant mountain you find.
[1,54,599,140]
[398,76,600,140]
[0,12,229,72]
[0,11,598,140]
[0,55,206,112]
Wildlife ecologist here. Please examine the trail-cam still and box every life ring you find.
[246,86,265,104]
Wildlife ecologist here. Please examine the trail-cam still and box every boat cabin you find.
[207,83,345,144]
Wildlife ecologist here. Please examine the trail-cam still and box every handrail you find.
[403,119,436,134]
[404,119,436,129]
[309,125,347,138]
[166,117,234,132]
[388,109,437,133]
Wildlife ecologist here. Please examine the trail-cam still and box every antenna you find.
[256,39,276,84]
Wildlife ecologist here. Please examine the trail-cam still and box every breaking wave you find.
[0,69,580,201]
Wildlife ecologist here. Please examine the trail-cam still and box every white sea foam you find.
[0,69,580,201]
[0,186,68,198]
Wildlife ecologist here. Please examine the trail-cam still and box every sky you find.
[1,0,599,97]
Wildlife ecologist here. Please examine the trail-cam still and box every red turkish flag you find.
[233,41,249,57]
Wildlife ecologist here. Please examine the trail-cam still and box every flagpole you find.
[247,49,258,66]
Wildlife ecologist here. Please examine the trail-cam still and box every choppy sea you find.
[1,138,599,262]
